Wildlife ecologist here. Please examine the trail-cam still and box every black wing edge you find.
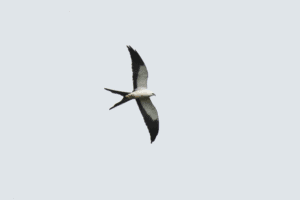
[136,99,159,143]
[127,46,145,89]
[127,46,145,66]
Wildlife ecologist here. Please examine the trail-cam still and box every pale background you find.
[0,0,299,199]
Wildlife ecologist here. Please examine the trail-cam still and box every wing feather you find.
[127,46,148,90]
[136,98,159,143]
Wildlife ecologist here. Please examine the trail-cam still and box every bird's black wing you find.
[127,46,148,90]
[136,98,159,143]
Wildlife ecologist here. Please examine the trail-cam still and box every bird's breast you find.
[126,90,152,99]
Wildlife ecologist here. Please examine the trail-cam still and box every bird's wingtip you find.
[127,45,134,51]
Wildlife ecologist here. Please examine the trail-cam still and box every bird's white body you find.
[126,89,155,99]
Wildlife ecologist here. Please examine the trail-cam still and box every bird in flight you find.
[105,46,159,143]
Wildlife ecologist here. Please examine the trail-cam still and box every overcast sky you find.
[1,0,299,199]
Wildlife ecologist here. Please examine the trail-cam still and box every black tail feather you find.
[104,88,130,96]
[105,88,132,110]
[109,97,131,110]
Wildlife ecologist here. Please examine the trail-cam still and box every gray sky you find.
[0,0,299,199]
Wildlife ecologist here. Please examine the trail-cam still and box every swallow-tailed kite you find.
[105,46,159,143]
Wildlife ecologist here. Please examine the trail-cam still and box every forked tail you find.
[104,88,131,110]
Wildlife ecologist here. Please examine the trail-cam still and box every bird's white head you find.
[144,89,156,97]
[147,90,156,97]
